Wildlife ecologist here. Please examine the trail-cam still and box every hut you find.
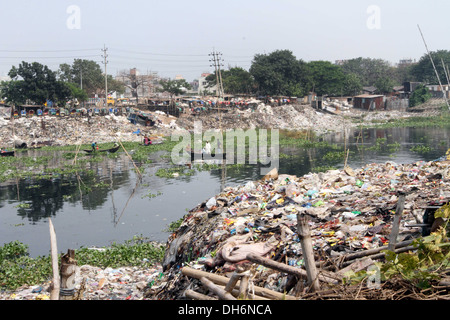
[353,94,385,111]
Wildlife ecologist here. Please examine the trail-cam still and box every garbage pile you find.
[0,263,164,300]
[0,113,173,148]
[176,103,345,134]
[146,159,450,300]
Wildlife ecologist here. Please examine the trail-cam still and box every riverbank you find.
[1,99,450,300]
[0,99,446,149]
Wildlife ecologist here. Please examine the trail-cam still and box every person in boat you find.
[203,140,211,154]
[143,135,152,146]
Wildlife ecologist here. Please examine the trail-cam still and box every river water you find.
[1,126,449,257]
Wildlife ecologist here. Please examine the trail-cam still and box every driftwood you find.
[181,266,297,300]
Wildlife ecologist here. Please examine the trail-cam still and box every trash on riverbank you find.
[145,159,450,300]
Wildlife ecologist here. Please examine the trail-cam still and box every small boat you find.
[0,151,15,157]
[84,145,120,154]
[190,152,226,161]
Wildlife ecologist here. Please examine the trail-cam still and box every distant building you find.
[353,94,385,111]
[116,68,162,99]
[426,84,450,98]
[197,72,218,96]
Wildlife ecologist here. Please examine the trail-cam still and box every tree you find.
[158,79,191,105]
[306,61,347,96]
[409,84,432,107]
[342,73,363,96]
[65,82,88,103]
[58,59,124,97]
[411,50,450,85]
[3,61,71,105]
[374,76,396,94]
[340,57,396,87]
[118,69,152,105]
[206,67,255,95]
[249,50,309,96]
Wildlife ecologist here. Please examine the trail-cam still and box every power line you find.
[0,48,99,53]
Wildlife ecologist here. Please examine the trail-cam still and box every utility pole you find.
[102,44,108,106]
[209,50,224,99]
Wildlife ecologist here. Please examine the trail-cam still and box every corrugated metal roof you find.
[354,94,384,98]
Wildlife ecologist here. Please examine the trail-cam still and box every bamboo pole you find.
[388,191,406,251]
[181,266,296,300]
[185,289,217,300]
[297,214,321,292]
[246,253,340,284]
[200,277,237,300]
[49,218,60,300]
[117,139,142,179]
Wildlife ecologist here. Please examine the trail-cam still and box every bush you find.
[409,84,432,107]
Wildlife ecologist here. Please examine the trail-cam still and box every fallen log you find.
[181,266,296,300]
[185,289,217,300]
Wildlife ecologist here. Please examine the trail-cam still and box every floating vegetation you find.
[410,144,432,154]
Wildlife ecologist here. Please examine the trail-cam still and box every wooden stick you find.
[246,253,339,284]
[297,214,321,292]
[184,289,217,300]
[181,267,296,300]
[200,277,237,300]
[217,284,270,300]
[388,191,406,251]
[224,272,241,293]
[117,139,142,179]
[60,249,77,300]
[239,275,249,300]
[49,218,60,300]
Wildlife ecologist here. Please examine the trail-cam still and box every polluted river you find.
[1,125,449,258]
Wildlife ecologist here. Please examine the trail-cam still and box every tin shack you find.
[353,94,385,111]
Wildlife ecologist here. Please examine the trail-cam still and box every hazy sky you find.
[1,0,449,81]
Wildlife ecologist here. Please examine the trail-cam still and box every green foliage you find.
[206,67,255,94]
[58,59,125,97]
[249,50,309,96]
[411,50,450,84]
[374,76,396,94]
[409,84,432,107]
[306,60,347,96]
[158,79,192,100]
[0,237,165,291]
[339,57,397,87]
[347,205,450,290]
[3,61,71,105]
